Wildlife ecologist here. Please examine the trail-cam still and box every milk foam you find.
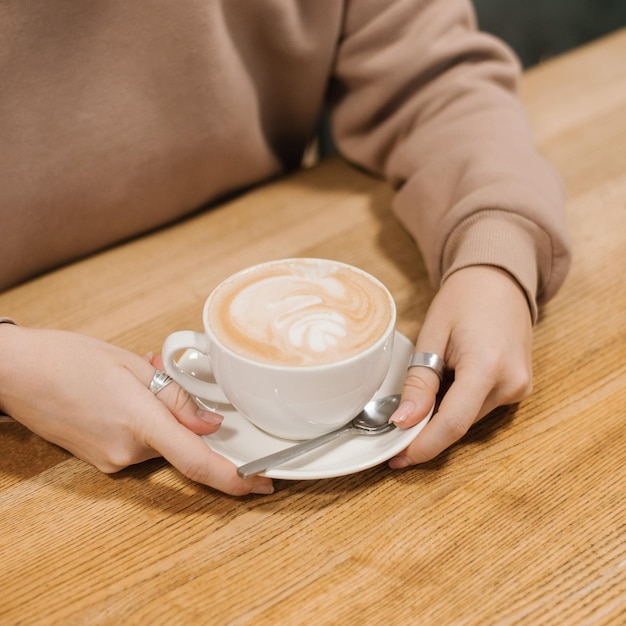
[209,260,392,366]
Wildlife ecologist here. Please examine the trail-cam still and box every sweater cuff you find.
[0,318,17,419]
[440,210,552,324]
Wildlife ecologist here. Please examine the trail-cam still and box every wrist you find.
[440,210,546,324]
[441,265,533,324]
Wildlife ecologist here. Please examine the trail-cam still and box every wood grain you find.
[1,29,625,626]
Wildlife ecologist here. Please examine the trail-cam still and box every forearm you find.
[329,0,571,316]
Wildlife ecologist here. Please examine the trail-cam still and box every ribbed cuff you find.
[440,209,552,324]
[0,318,17,419]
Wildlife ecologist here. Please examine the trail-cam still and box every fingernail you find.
[196,409,224,425]
[388,455,411,469]
[251,482,274,495]
[143,351,154,361]
[389,401,414,424]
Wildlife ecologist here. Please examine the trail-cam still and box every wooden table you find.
[1,29,625,626]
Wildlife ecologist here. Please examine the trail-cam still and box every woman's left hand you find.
[388,265,534,468]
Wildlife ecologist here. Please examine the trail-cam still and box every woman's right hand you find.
[0,324,274,496]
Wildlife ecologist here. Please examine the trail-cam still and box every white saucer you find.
[180,331,432,480]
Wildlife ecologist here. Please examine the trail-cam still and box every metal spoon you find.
[237,394,400,478]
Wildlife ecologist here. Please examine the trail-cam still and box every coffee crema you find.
[207,259,393,366]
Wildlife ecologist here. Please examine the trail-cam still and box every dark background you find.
[473,0,626,67]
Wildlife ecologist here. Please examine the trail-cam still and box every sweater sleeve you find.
[327,0,571,321]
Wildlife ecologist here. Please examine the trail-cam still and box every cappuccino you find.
[207,259,393,366]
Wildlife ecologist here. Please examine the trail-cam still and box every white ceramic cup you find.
[162,258,396,440]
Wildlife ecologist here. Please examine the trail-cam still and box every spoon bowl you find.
[353,394,401,432]
[237,394,401,478]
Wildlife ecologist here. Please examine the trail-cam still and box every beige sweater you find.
[0,0,570,320]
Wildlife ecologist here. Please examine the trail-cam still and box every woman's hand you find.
[0,325,274,495]
[389,266,534,467]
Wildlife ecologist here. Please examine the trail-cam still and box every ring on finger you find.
[407,352,446,381]
[149,369,174,395]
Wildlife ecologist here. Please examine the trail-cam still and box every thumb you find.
[145,408,274,496]
[390,351,444,428]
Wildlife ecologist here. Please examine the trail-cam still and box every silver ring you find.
[407,352,445,380]
[149,369,174,395]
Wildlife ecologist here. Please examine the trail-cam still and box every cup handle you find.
[161,330,230,404]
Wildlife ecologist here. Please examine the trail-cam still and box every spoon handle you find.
[237,424,353,479]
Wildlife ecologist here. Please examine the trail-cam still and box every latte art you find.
[208,260,393,366]
[237,278,351,357]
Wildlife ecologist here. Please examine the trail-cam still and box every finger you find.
[157,377,224,435]
[142,404,274,496]
[389,365,493,467]
[124,356,272,494]
[139,360,224,436]
[141,351,154,363]
[151,354,165,369]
